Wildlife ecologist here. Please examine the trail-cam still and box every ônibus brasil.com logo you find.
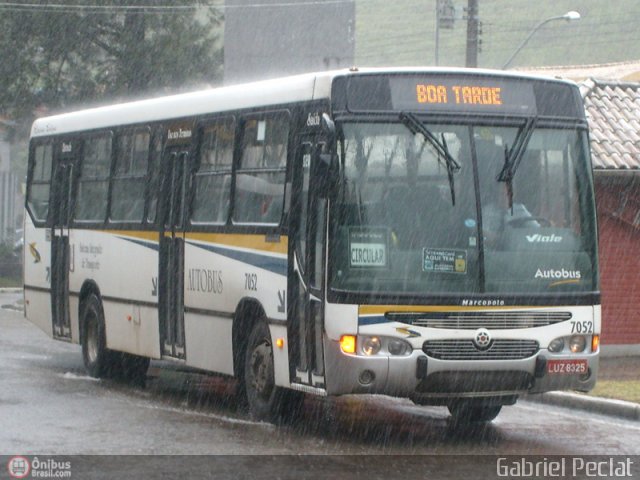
[7,456,72,478]
[7,457,30,479]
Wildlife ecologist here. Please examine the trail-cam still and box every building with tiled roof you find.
[580,79,640,353]
[582,79,640,170]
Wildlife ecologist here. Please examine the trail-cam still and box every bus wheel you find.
[81,294,117,378]
[448,401,502,424]
[244,321,281,421]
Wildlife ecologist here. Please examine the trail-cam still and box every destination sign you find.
[416,84,502,106]
[166,121,195,146]
[349,228,389,269]
[341,75,544,115]
[391,77,537,114]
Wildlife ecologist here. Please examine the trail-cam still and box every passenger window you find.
[111,130,150,222]
[27,143,53,222]
[76,134,112,222]
[146,135,163,224]
[191,118,235,224]
[233,113,288,224]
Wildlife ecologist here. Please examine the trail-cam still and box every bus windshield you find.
[329,120,598,298]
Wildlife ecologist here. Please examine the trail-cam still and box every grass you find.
[0,277,22,288]
[588,381,640,404]
[355,0,640,69]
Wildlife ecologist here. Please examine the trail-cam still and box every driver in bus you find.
[478,141,539,248]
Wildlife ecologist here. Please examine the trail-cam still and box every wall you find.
[595,173,640,347]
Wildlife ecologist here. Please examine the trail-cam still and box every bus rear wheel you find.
[81,294,118,378]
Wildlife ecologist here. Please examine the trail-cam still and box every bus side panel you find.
[23,215,54,337]
[102,301,160,358]
[183,314,233,375]
[183,234,288,381]
[69,229,161,358]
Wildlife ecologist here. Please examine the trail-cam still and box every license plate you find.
[547,359,588,375]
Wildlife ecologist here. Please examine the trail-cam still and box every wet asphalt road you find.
[1,292,638,478]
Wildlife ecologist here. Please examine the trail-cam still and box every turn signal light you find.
[340,335,357,354]
[591,334,600,353]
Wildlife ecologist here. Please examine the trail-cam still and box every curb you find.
[524,391,640,421]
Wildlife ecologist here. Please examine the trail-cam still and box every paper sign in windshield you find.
[349,228,388,268]
[423,248,467,274]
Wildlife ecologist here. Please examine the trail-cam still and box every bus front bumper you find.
[324,338,598,401]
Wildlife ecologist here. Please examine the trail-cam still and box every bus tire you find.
[81,294,117,378]
[447,400,502,424]
[244,321,287,421]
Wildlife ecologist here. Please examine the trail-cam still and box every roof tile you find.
[581,79,640,170]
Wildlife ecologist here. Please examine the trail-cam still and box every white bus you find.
[24,68,600,423]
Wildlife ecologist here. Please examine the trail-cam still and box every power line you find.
[0,0,354,14]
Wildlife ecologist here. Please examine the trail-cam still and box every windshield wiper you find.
[497,117,537,210]
[399,112,460,205]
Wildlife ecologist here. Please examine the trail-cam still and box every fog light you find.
[388,339,411,356]
[548,338,565,353]
[362,336,382,356]
[359,369,375,385]
[569,335,586,353]
[579,368,592,382]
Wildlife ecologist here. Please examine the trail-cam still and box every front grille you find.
[389,311,571,330]
[423,339,539,360]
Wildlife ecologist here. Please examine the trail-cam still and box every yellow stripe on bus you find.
[186,232,288,255]
[104,230,160,242]
[104,230,289,255]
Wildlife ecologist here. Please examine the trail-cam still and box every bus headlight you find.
[388,339,411,356]
[548,338,565,353]
[569,335,587,353]
[362,336,382,356]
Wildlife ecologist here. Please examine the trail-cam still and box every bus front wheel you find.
[243,321,308,421]
[244,321,280,420]
[81,294,117,378]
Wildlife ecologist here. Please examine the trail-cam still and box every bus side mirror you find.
[316,113,338,198]
[321,113,336,142]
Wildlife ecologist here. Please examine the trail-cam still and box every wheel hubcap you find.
[249,339,273,398]
[86,316,99,364]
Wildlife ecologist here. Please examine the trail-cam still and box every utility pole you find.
[465,0,479,67]
[435,0,456,66]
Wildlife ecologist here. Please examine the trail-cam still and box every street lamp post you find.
[502,11,581,70]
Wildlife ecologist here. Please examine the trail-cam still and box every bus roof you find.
[30,67,578,138]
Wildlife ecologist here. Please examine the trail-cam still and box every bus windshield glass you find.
[329,120,598,297]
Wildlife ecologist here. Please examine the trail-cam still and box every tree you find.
[0,1,223,145]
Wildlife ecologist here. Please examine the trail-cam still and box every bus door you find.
[49,141,77,340]
[288,140,327,389]
[158,133,192,360]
